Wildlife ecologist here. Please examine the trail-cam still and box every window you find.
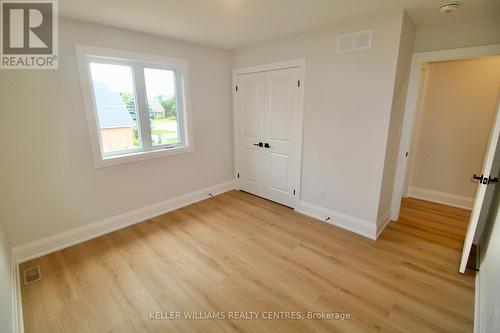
[76,45,193,167]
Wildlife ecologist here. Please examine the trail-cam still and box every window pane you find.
[89,63,140,154]
[144,68,180,146]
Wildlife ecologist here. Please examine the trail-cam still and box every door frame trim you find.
[232,58,306,209]
[390,44,500,221]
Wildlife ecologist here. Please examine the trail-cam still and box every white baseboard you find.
[12,180,235,264]
[475,234,485,333]
[295,201,378,240]
[407,187,473,210]
[12,252,23,333]
[376,209,392,238]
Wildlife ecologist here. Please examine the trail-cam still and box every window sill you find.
[94,145,194,168]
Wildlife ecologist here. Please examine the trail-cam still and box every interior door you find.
[263,68,300,207]
[459,99,500,273]
[236,72,265,196]
[236,67,301,207]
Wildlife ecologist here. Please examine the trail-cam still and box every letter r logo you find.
[2,1,53,54]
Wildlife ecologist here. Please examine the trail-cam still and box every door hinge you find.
[293,189,296,195]
[297,80,300,87]
[237,173,240,178]
[405,152,408,157]
[235,85,238,92]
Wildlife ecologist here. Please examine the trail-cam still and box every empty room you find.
[1,1,500,332]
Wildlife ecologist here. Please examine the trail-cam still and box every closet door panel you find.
[236,72,265,196]
[263,68,300,207]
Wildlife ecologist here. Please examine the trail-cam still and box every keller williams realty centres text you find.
[149,311,352,321]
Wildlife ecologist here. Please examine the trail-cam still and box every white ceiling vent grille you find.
[336,30,372,53]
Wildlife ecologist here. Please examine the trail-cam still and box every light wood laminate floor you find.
[19,191,475,332]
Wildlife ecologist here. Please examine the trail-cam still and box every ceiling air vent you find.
[440,1,462,13]
[23,265,42,285]
[337,30,372,53]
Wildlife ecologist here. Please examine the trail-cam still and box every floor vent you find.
[23,265,42,285]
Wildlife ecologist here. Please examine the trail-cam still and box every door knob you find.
[264,143,271,148]
[472,174,483,182]
[253,142,263,147]
[473,174,491,185]
[488,176,498,184]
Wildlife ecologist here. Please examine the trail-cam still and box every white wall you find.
[233,11,405,227]
[477,140,500,333]
[377,12,416,220]
[407,57,500,203]
[414,14,500,53]
[0,219,14,333]
[0,19,234,247]
[480,204,500,333]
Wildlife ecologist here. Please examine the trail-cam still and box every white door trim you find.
[391,44,500,221]
[232,59,306,209]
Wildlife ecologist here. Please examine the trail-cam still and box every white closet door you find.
[262,68,300,207]
[236,72,265,196]
[236,67,300,208]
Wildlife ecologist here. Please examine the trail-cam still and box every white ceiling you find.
[60,0,500,50]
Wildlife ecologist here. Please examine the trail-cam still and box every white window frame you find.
[76,45,194,168]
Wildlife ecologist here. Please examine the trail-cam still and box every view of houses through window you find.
[144,68,180,146]
[89,63,180,154]
[90,63,139,154]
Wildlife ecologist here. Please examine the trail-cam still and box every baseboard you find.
[12,252,23,333]
[376,210,391,238]
[295,201,377,240]
[475,234,485,333]
[12,180,236,264]
[407,187,473,210]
